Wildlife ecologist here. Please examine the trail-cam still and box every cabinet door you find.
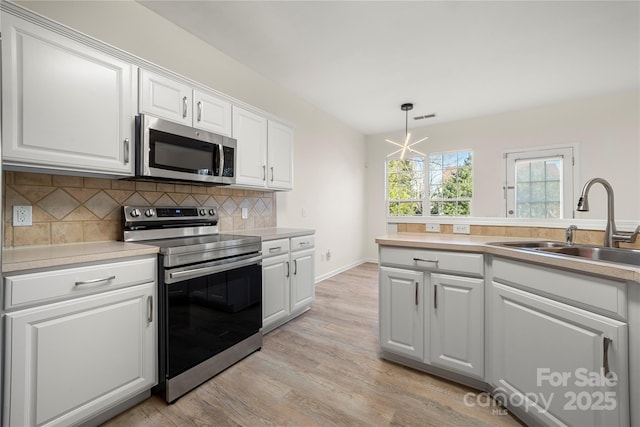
[430,273,484,379]
[379,267,424,360]
[290,248,315,314]
[4,283,156,427]
[491,282,629,427]
[193,90,232,136]
[262,253,290,332]
[267,120,294,190]
[2,13,135,175]
[232,106,268,187]
[139,69,192,125]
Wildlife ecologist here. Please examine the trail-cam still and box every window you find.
[428,151,473,216]
[386,150,472,217]
[505,147,574,219]
[387,157,425,216]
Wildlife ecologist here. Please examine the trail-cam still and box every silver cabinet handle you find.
[269,246,282,253]
[147,295,153,324]
[286,261,290,278]
[603,337,613,377]
[271,166,274,182]
[413,257,439,266]
[124,138,130,164]
[262,165,266,181]
[299,241,310,246]
[182,96,188,118]
[74,275,116,287]
[415,282,419,306]
[197,100,203,122]
[434,284,438,309]
[293,259,298,275]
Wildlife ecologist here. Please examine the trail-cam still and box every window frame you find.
[386,149,473,218]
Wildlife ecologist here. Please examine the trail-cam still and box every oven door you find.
[161,254,262,381]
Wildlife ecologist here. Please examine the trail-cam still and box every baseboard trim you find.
[315,259,377,283]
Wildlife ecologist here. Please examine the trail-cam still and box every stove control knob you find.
[208,209,216,216]
[144,209,154,217]
[130,209,141,218]
[199,209,206,216]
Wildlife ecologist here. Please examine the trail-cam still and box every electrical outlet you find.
[326,250,331,261]
[241,207,248,219]
[13,205,32,226]
[426,223,440,232]
[453,224,471,234]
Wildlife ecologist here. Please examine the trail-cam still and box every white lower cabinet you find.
[378,246,484,374]
[379,266,424,360]
[430,273,484,378]
[262,234,315,333]
[3,257,157,427]
[491,281,629,427]
[262,252,291,328]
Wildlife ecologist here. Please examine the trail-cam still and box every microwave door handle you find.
[218,144,224,176]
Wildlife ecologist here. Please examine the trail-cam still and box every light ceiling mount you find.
[386,103,428,159]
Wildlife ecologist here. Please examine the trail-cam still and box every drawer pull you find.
[269,247,282,252]
[603,336,613,378]
[413,257,439,265]
[74,275,116,287]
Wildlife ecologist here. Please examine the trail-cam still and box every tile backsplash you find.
[3,172,276,247]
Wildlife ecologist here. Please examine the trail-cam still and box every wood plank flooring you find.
[102,262,522,426]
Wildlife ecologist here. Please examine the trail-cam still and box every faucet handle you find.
[612,225,640,245]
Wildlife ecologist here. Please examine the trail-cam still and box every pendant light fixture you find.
[386,103,428,160]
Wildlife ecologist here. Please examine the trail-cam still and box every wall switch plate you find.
[426,223,440,232]
[453,224,471,234]
[13,205,32,226]
[241,207,248,219]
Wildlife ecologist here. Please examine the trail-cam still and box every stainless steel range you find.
[122,206,262,403]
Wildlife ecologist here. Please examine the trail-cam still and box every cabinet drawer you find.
[491,256,627,320]
[379,246,483,276]
[262,239,290,258]
[5,257,156,309]
[291,235,315,251]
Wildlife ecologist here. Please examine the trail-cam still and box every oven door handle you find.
[166,254,262,283]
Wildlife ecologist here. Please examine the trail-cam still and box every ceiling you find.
[138,1,640,136]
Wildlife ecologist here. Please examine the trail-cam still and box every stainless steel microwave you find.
[135,114,236,185]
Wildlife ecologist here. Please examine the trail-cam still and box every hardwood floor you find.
[103,262,522,427]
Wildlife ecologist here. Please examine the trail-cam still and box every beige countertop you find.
[232,227,315,241]
[2,241,159,274]
[376,233,640,283]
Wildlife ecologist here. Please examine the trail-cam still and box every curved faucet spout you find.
[577,178,616,247]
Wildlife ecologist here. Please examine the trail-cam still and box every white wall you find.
[365,90,640,260]
[18,0,367,279]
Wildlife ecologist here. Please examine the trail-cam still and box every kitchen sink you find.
[489,241,570,249]
[537,245,640,266]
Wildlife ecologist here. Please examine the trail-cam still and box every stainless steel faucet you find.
[576,177,640,247]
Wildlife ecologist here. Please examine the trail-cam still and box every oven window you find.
[150,129,218,176]
[166,263,262,378]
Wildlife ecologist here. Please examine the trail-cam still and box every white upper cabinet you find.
[194,89,232,135]
[267,120,294,190]
[1,12,135,176]
[233,106,269,187]
[233,106,294,190]
[139,70,192,126]
[139,70,232,136]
